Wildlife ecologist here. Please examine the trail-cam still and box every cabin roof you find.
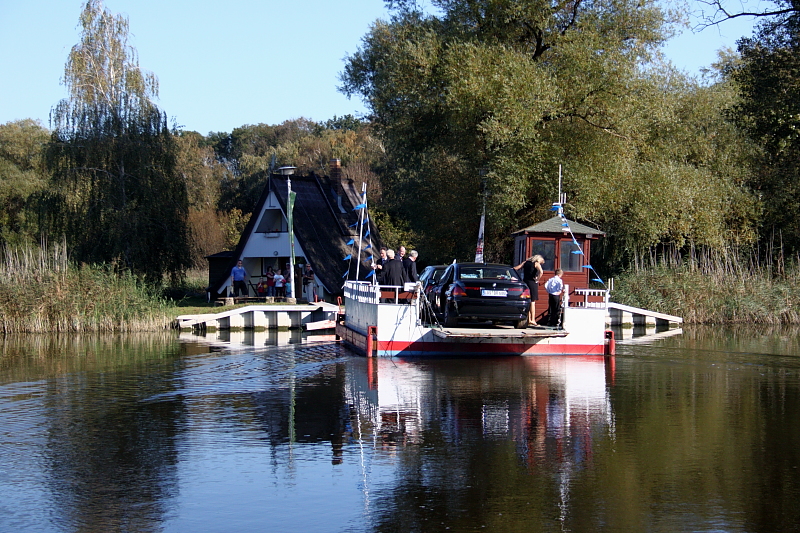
[208,172,381,296]
[512,216,605,236]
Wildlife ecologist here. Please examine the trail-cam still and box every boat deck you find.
[432,325,569,339]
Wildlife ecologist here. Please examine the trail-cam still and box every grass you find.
[0,242,170,333]
[611,246,800,325]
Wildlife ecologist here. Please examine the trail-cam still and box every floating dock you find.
[174,302,339,331]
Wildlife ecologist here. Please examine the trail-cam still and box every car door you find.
[433,265,454,313]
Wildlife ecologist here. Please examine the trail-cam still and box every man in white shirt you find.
[544,269,564,328]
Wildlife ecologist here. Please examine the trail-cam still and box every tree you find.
[44,0,190,284]
[0,120,49,246]
[696,0,799,29]
[727,12,800,254]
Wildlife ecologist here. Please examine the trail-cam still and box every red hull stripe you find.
[376,340,606,356]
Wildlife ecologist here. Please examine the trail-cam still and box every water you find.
[1,327,799,532]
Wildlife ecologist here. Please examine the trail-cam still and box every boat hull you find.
[338,281,613,357]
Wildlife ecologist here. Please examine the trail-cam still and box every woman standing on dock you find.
[514,255,544,326]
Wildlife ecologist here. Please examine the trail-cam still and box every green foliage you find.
[728,13,800,255]
[0,120,49,246]
[44,0,191,285]
[340,0,759,266]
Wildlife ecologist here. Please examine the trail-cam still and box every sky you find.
[0,0,760,136]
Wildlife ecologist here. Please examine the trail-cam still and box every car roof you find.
[455,262,513,268]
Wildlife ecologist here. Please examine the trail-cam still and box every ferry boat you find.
[335,280,615,357]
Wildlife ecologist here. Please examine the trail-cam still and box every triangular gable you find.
[209,172,381,296]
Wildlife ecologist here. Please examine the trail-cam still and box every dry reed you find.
[613,245,800,324]
[0,241,171,333]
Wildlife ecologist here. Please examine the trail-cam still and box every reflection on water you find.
[1,327,800,532]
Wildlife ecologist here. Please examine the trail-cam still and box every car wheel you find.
[514,318,528,329]
[444,303,458,328]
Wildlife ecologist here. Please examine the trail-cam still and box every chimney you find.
[330,159,346,213]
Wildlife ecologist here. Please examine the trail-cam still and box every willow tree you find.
[44,0,190,284]
[340,0,758,265]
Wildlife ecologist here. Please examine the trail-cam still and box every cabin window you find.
[255,209,287,233]
[560,239,584,272]
[529,239,555,271]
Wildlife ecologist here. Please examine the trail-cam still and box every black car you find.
[419,264,447,297]
[429,262,531,328]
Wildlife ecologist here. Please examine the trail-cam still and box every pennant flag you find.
[573,239,580,246]
[349,221,359,227]
[550,205,560,211]
[571,250,583,254]
[346,238,355,245]
[592,278,603,282]
[343,254,352,261]
[342,270,350,278]
[562,223,569,227]
[364,229,370,237]
[365,270,374,278]
[582,265,593,269]
[353,203,366,210]
[365,244,372,249]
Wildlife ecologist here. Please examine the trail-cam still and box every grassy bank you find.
[5,242,799,333]
[612,253,800,325]
[0,243,171,333]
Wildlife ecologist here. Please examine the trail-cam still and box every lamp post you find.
[278,166,297,302]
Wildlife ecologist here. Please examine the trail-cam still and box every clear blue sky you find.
[0,0,758,136]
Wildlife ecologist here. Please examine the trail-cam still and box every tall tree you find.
[340,0,758,264]
[729,9,800,254]
[44,0,190,283]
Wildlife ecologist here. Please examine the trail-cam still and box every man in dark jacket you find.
[403,250,419,282]
[380,249,408,286]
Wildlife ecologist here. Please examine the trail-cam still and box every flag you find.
[474,204,485,263]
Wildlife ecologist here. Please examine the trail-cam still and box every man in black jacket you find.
[403,250,419,282]
[380,249,408,286]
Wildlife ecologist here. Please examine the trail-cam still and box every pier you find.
[175,302,339,331]
[606,302,683,328]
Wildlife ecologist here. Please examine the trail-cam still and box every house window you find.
[529,239,555,271]
[560,239,584,272]
[255,209,287,233]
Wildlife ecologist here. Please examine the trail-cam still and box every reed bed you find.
[0,242,171,333]
[612,246,800,325]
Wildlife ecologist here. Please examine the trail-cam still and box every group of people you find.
[254,266,287,298]
[231,260,317,301]
[371,245,419,286]
[513,255,564,328]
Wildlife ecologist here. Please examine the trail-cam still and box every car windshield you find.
[459,267,517,280]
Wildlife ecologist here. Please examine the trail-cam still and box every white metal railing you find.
[572,288,610,308]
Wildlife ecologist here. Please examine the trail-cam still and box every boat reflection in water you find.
[346,355,614,471]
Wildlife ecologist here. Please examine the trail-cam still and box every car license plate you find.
[481,289,507,297]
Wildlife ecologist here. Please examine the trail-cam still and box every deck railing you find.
[571,288,610,308]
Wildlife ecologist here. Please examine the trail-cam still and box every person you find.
[403,250,419,282]
[380,249,408,287]
[302,263,316,302]
[372,247,388,280]
[273,269,286,299]
[266,266,276,297]
[514,254,544,326]
[544,268,564,328]
[231,259,248,297]
[398,246,407,260]
[256,277,267,297]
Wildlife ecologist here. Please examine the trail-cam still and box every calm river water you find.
[1,326,799,532]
